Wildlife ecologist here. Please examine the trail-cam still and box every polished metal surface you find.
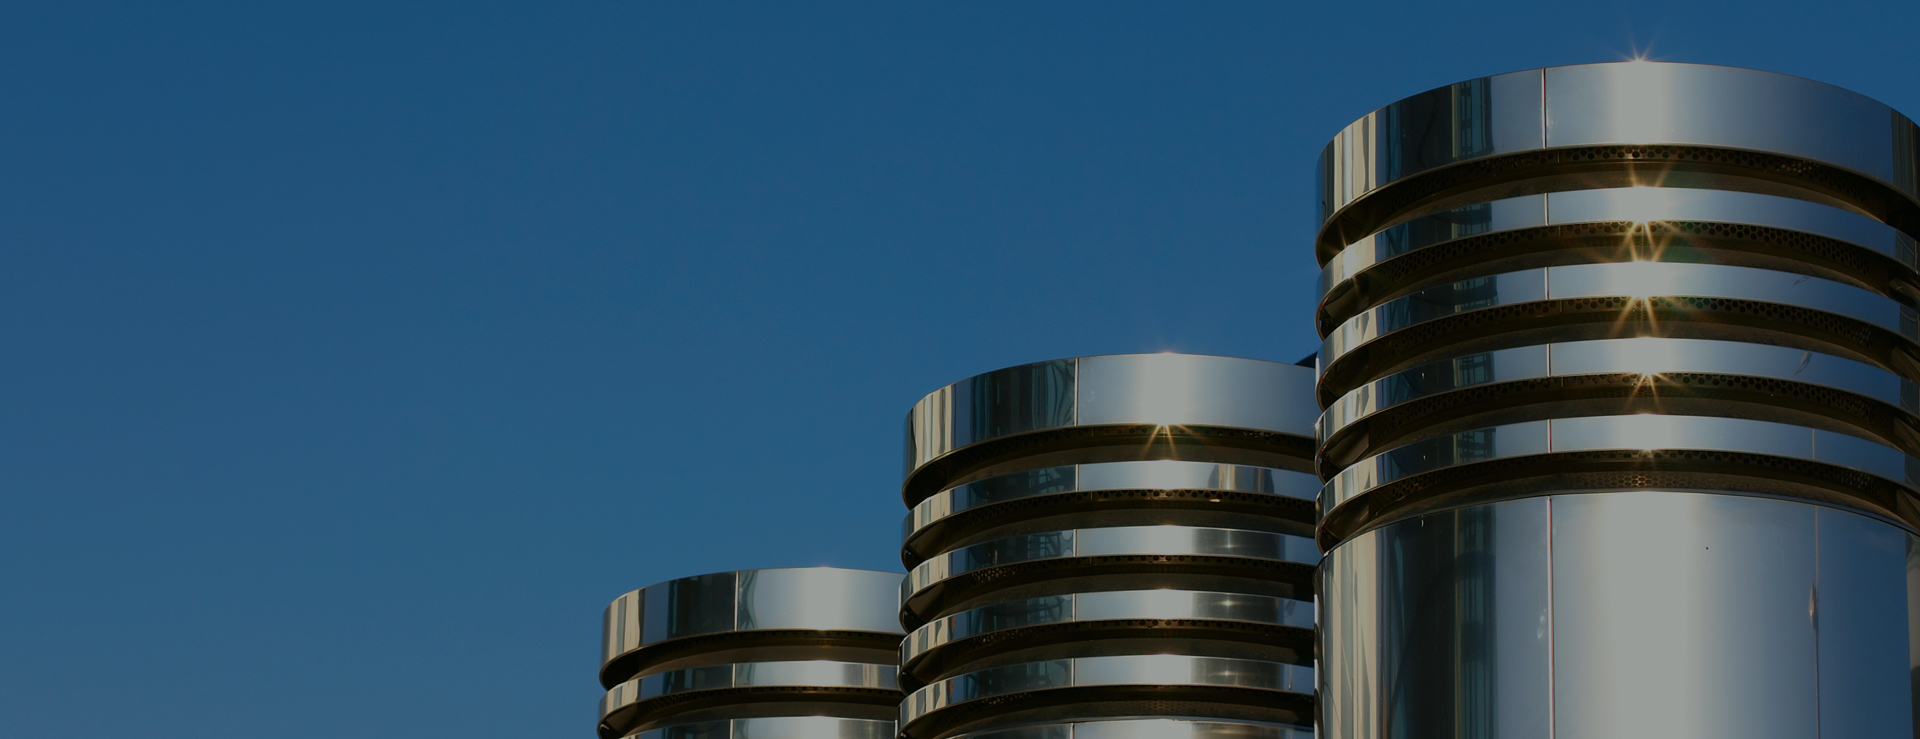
[627,717,898,739]
[1318,337,1919,469]
[1320,413,1920,546]
[1317,62,1920,260]
[949,719,1313,739]
[1320,493,1920,739]
[897,354,1320,739]
[594,568,904,739]
[899,655,1314,739]
[600,660,900,738]
[901,525,1319,628]
[601,567,904,688]
[902,354,1318,504]
[1318,260,1920,400]
[901,589,1313,683]
[1318,186,1919,331]
[902,459,1318,566]
[1314,62,1920,739]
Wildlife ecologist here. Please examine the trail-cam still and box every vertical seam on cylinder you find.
[1538,69,1547,147]
[1813,508,1822,738]
[1547,495,1556,739]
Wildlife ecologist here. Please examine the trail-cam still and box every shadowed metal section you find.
[1314,62,1920,739]
[898,354,1319,739]
[595,568,904,739]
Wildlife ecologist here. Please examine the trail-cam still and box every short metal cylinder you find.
[1313,61,1920,739]
[899,354,1321,739]
[596,568,904,739]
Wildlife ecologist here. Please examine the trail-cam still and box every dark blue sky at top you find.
[3,1,1916,736]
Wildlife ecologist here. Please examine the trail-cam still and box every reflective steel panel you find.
[952,719,1312,739]
[629,717,897,739]
[1551,492,1818,739]
[896,353,1322,739]
[1317,62,1920,259]
[1318,497,1551,739]
[594,568,904,739]
[903,354,1317,504]
[1315,63,1920,739]
[601,567,903,688]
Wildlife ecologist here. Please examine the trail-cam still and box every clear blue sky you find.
[4,2,1916,737]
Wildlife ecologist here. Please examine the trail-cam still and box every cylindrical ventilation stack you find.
[1313,61,1920,738]
[596,568,904,739]
[895,353,1322,739]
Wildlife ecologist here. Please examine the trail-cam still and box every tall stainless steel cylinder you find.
[596,567,904,739]
[1312,61,1920,739]
[896,353,1322,739]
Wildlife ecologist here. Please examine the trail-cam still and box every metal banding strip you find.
[1317,261,1920,400]
[1318,414,1920,546]
[902,354,1318,505]
[1316,62,1920,260]
[626,717,896,739]
[900,526,1319,625]
[600,568,903,689]
[900,589,1314,677]
[902,460,1318,565]
[1317,187,1918,328]
[948,719,1313,739]
[599,661,900,737]
[1318,337,1918,466]
[899,655,1313,739]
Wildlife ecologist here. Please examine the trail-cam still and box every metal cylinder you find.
[596,567,905,739]
[1313,61,1920,739]
[897,353,1322,739]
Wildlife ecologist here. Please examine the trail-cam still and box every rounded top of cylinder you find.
[900,353,1318,506]
[599,566,903,689]
[1314,60,1920,262]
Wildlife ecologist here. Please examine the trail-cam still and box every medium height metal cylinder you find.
[1312,61,1920,739]
[596,567,904,739]
[897,353,1321,739]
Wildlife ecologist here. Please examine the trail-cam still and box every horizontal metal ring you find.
[1318,337,1918,468]
[626,717,896,739]
[900,526,1318,628]
[1316,62,1920,259]
[902,460,1318,565]
[1318,187,1917,329]
[901,589,1312,678]
[600,568,902,689]
[1319,414,1918,547]
[903,526,1317,617]
[902,354,1317,504]
[899,655,1313,738]
[1317,262,1920,402]
[948,718,1313,739]
[599,661,900,738]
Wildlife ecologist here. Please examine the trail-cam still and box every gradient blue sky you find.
[5,2,1918,737]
